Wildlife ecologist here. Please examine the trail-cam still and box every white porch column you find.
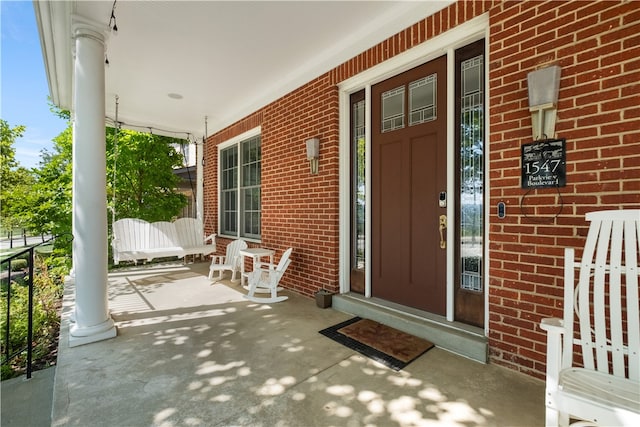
[69,20,116,346]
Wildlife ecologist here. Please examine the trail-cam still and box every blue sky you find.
[1,0,67,169]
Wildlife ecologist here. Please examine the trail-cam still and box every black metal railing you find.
[1,236,61,379]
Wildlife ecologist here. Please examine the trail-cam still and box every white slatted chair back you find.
[148,221,179,249]
[226,239,248,267]
[565,210,639,380]
[174,217,203,247]
[275,247,293,279]
[113,218,150,251]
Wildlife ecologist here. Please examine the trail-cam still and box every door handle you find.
[439,215,447,249]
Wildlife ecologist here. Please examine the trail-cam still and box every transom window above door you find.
[381,73,437,133]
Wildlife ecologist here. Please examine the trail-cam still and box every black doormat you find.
[319,317,434,371]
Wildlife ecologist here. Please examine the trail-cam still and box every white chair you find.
[244,247,293,303]
[540,209,640,427]
[208,239,248,282]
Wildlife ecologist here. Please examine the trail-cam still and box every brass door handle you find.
[439,215,447,249]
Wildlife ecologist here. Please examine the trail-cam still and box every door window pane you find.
[409,74,437,125]
[381,86,405,132]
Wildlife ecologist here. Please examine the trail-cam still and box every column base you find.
[69,317,117,348]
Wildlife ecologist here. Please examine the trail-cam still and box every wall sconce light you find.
[305,137,320,174]
[527,65,561,141]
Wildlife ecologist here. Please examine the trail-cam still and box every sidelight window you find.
[458,53,484,292]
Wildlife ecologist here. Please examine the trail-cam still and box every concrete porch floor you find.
[37,261,545,426]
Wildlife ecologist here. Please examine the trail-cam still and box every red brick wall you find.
[488,0,640,378]
[203,0,639,379]
[260,76,341,295]
[203,78,342,296]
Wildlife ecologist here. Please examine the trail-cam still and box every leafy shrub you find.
[1,256,65,380]
[0,252,28,273]
[10,258,28,271]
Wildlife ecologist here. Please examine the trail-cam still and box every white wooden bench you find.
[112,218,216,265]
[540,209,640,427]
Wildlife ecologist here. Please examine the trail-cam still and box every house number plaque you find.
[521,138,566,189]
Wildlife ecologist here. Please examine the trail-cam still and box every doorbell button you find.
[497,201,506,219]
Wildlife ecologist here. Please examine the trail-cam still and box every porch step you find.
[332,293,488,363]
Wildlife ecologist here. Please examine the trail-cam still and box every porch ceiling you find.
[35,0,453,138]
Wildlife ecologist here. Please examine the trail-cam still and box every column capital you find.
[71,14,107,44]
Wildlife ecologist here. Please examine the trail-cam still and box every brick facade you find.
[203,0,640,379]
[487,0,639,378]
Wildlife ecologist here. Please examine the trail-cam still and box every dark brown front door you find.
[371,56,447,315]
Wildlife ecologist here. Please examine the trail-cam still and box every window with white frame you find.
[219,131,261,239]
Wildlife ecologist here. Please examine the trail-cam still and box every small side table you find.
[238,247,275,287]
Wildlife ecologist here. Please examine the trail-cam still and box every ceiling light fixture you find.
[168,93,183,100]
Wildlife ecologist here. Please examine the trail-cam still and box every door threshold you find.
[332,293,488,363]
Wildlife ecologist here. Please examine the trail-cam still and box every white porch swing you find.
[108,96,215,265]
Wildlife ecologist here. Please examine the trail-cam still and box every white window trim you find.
[338,13,489,328]
[217,126,261,151]
[218,126,262,242]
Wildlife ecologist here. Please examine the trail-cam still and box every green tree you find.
[106,128,187,223]
[25,125,73,238]
[0,119,24,178]
[0,119,35,233]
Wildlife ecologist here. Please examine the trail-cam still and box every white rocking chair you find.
[244,247,293,303]
[540,209,640,427]
[208,239,248,282]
